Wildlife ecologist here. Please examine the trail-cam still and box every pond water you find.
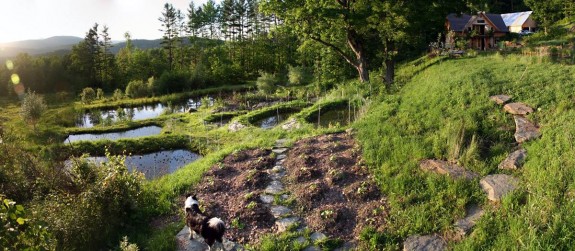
[253,111,296,129]
[66,150,201,179]
[76,97,214,128]
[313,108,355,128]
[64,126,162,143]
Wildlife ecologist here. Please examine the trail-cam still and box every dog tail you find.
[208,217,226,237]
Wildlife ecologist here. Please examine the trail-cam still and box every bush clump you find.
[80,87,96,104]
[256,72,279,94]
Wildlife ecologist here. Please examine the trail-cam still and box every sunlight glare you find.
[11,74,20,85]
[5,60,14,70]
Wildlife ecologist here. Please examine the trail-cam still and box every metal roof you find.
[501,11,533,27]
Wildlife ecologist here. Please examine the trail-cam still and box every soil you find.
[185,132,387,245]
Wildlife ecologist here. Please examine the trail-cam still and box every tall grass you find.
[356,54,575,249]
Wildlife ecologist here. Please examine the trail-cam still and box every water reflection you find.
[64,126,162,143]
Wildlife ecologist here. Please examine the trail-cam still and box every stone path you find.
[405,95,541,250]
[176,226,242,251]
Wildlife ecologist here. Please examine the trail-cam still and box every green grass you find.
[355,53,575,249]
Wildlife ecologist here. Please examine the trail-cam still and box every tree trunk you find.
[347,30,370,82]
[385,59,395,89]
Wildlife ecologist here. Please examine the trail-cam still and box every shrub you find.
[96,88,104,100]
[125,80,150,98]
[37,152,145,250]
[256,72,278,95]
[288,65,311,86]
[80,87,96,104]
[113,89,124,100]
[20,91,47,130]
[155,71,190,94]
[0,196,55,250]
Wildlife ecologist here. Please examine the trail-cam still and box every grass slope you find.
[356,54,575,249]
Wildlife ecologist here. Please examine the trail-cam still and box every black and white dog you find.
[184,194,226,250]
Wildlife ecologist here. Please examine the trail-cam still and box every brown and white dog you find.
[184,194,226,250]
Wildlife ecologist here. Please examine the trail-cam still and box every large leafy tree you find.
[261,0,373,82]
[524,0,565,34]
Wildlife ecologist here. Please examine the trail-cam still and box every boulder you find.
[503,102,534,115]
[310,232,327,242]
[498,149,527,170]
[489,95,512,105]
[514,116,541,143]
[403,234,446,251]
[228,121,246,132]
[282,118,301,131]
[419,159,479,180]
[480,174,519,202]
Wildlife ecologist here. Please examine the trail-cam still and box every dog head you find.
[184,194,200,214]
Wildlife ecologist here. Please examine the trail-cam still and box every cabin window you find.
[477,19,485,24]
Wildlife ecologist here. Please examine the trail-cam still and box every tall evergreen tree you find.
[159,3,180,71]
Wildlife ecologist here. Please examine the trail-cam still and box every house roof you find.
[447,12,509,32]
[447,13,472,32]
[501,11,533,27]
[484,13,509,32]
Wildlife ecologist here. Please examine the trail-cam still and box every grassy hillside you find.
[356,54,575,249]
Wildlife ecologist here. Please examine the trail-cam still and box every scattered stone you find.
[480,174,519,202]
[275,159,285,166]
[276,217,300,232]
[265,181,284,195]
[333,242,356,251]
[403,234,446,251]
[503,102,534,115]
[419,159,479,180]
[295,236,307,245]
[277,154,287,160]
[453,204,484,237]
[282,118,301,130]
[280,194,289,201]
[272,165,285,173]
[272,148,288,154]
[260,195,274,204]
[489,95,512,105]
[498,149,527,170]
[310,232,327,242]
[270,171,286,180]
[271,205,292,218]
[514,115,541,143]
[228,121,246,132]
[303,246,321,251]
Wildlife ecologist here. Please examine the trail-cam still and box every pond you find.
[76,97,215,128]
[253,111,296,129]
[312,108,355,128]
[64,126,162,143]
[66,149,201,179]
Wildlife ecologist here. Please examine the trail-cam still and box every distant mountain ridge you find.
[0,36,165,58]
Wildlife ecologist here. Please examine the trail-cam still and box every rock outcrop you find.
[514,116,541,143]
[498,149,527,170]
[503,102,534,115]
[480,174,519,202]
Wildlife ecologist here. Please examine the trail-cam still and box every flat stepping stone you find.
[275,138,288,147]
[310,232,327,242]
[453,204,484,237]
[270,171,286,180]
[419,159,479,180]
[334,242,356,251]
[303,246,321,251]
[271,205,292,218]
[276,154,287,160]
[272,148,288,154]
[504,102,533,115]
[514,115,541,143]
[490,95,512,105]
[265,181,284,195]
[498,149,527,170]
[272,165,285,173]
[276,217,300,232]
[403,234,446,251]
[260,195,274,204]
[480,174,519,202]
[295,236,307,244]
[275,159,285,166]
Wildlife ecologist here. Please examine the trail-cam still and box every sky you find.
[0,0,215,43]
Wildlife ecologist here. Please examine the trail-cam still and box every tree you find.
[98,25,114,90]
[260,0,373,82]
[525,0,565,34]
[159,3,182,71]
[80,87,96,104]
[20,91,47,130]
